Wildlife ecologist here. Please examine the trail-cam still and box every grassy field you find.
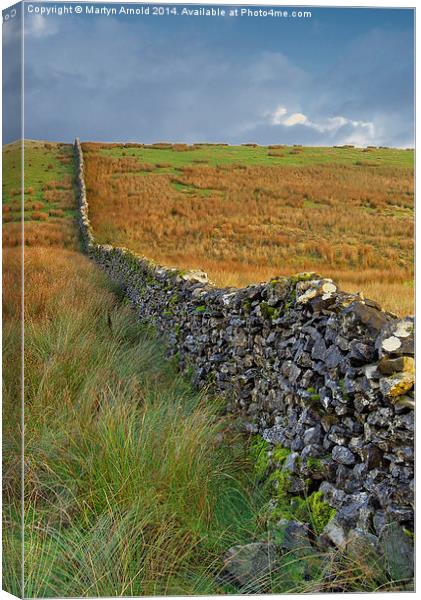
[3,141,269,595]
[2,140,80,249]
[2,141,411,595]
[83,142,414,316]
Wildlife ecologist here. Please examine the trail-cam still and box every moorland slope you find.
[2,140,414,595]
[82,142,414,316]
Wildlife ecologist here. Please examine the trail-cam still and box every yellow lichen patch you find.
[384,372,415,398]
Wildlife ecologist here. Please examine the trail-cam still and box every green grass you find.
[171,180,215,197]
[3,140,413,595]
[3,251,404,595]
[3,141,73,199]
[100,143,413,172]
[1,140,22,192]
[2,141,76,223]
[3,250,269,596]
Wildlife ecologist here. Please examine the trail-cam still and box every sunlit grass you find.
[2,141,413,595]
[3,244,266,597]
[83,142,414,315]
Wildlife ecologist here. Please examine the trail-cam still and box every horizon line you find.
[3,138,415,151]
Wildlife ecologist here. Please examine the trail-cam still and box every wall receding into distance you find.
[74,138,414,562]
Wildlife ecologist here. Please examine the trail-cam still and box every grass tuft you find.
[3,245,265,597]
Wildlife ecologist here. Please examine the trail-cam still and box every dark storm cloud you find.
[3,3,22,143]
[13,6,415,147]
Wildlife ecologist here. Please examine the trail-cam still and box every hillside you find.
[82,142,414,316]
[2,141,266,596]
[2,140,413,595]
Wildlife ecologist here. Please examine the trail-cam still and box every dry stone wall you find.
[74,138,414,557]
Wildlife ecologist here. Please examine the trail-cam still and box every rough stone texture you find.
[221,543,277,591]
[378,522,414,581]
[74,138,414,554]
[320,518,348,550]
[274,519,313,557]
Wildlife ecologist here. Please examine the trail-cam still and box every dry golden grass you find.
[3,219,79,249]
[83,144,414,315]
[2,141,413,595]
[4,144,275,599]
[3,245,100,322]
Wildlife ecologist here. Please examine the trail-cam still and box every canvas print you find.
[2,1,415,596]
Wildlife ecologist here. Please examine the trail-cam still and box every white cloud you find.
[270,105,287,125]
[25,15,58,38]
[322,116,348,131]
[284,112,308,127]
[266,105,376,145]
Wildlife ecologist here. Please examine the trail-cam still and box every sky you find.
[2,2,415,146]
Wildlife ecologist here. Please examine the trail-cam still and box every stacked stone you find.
[73,139,414,562]
[74,137,95,251]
